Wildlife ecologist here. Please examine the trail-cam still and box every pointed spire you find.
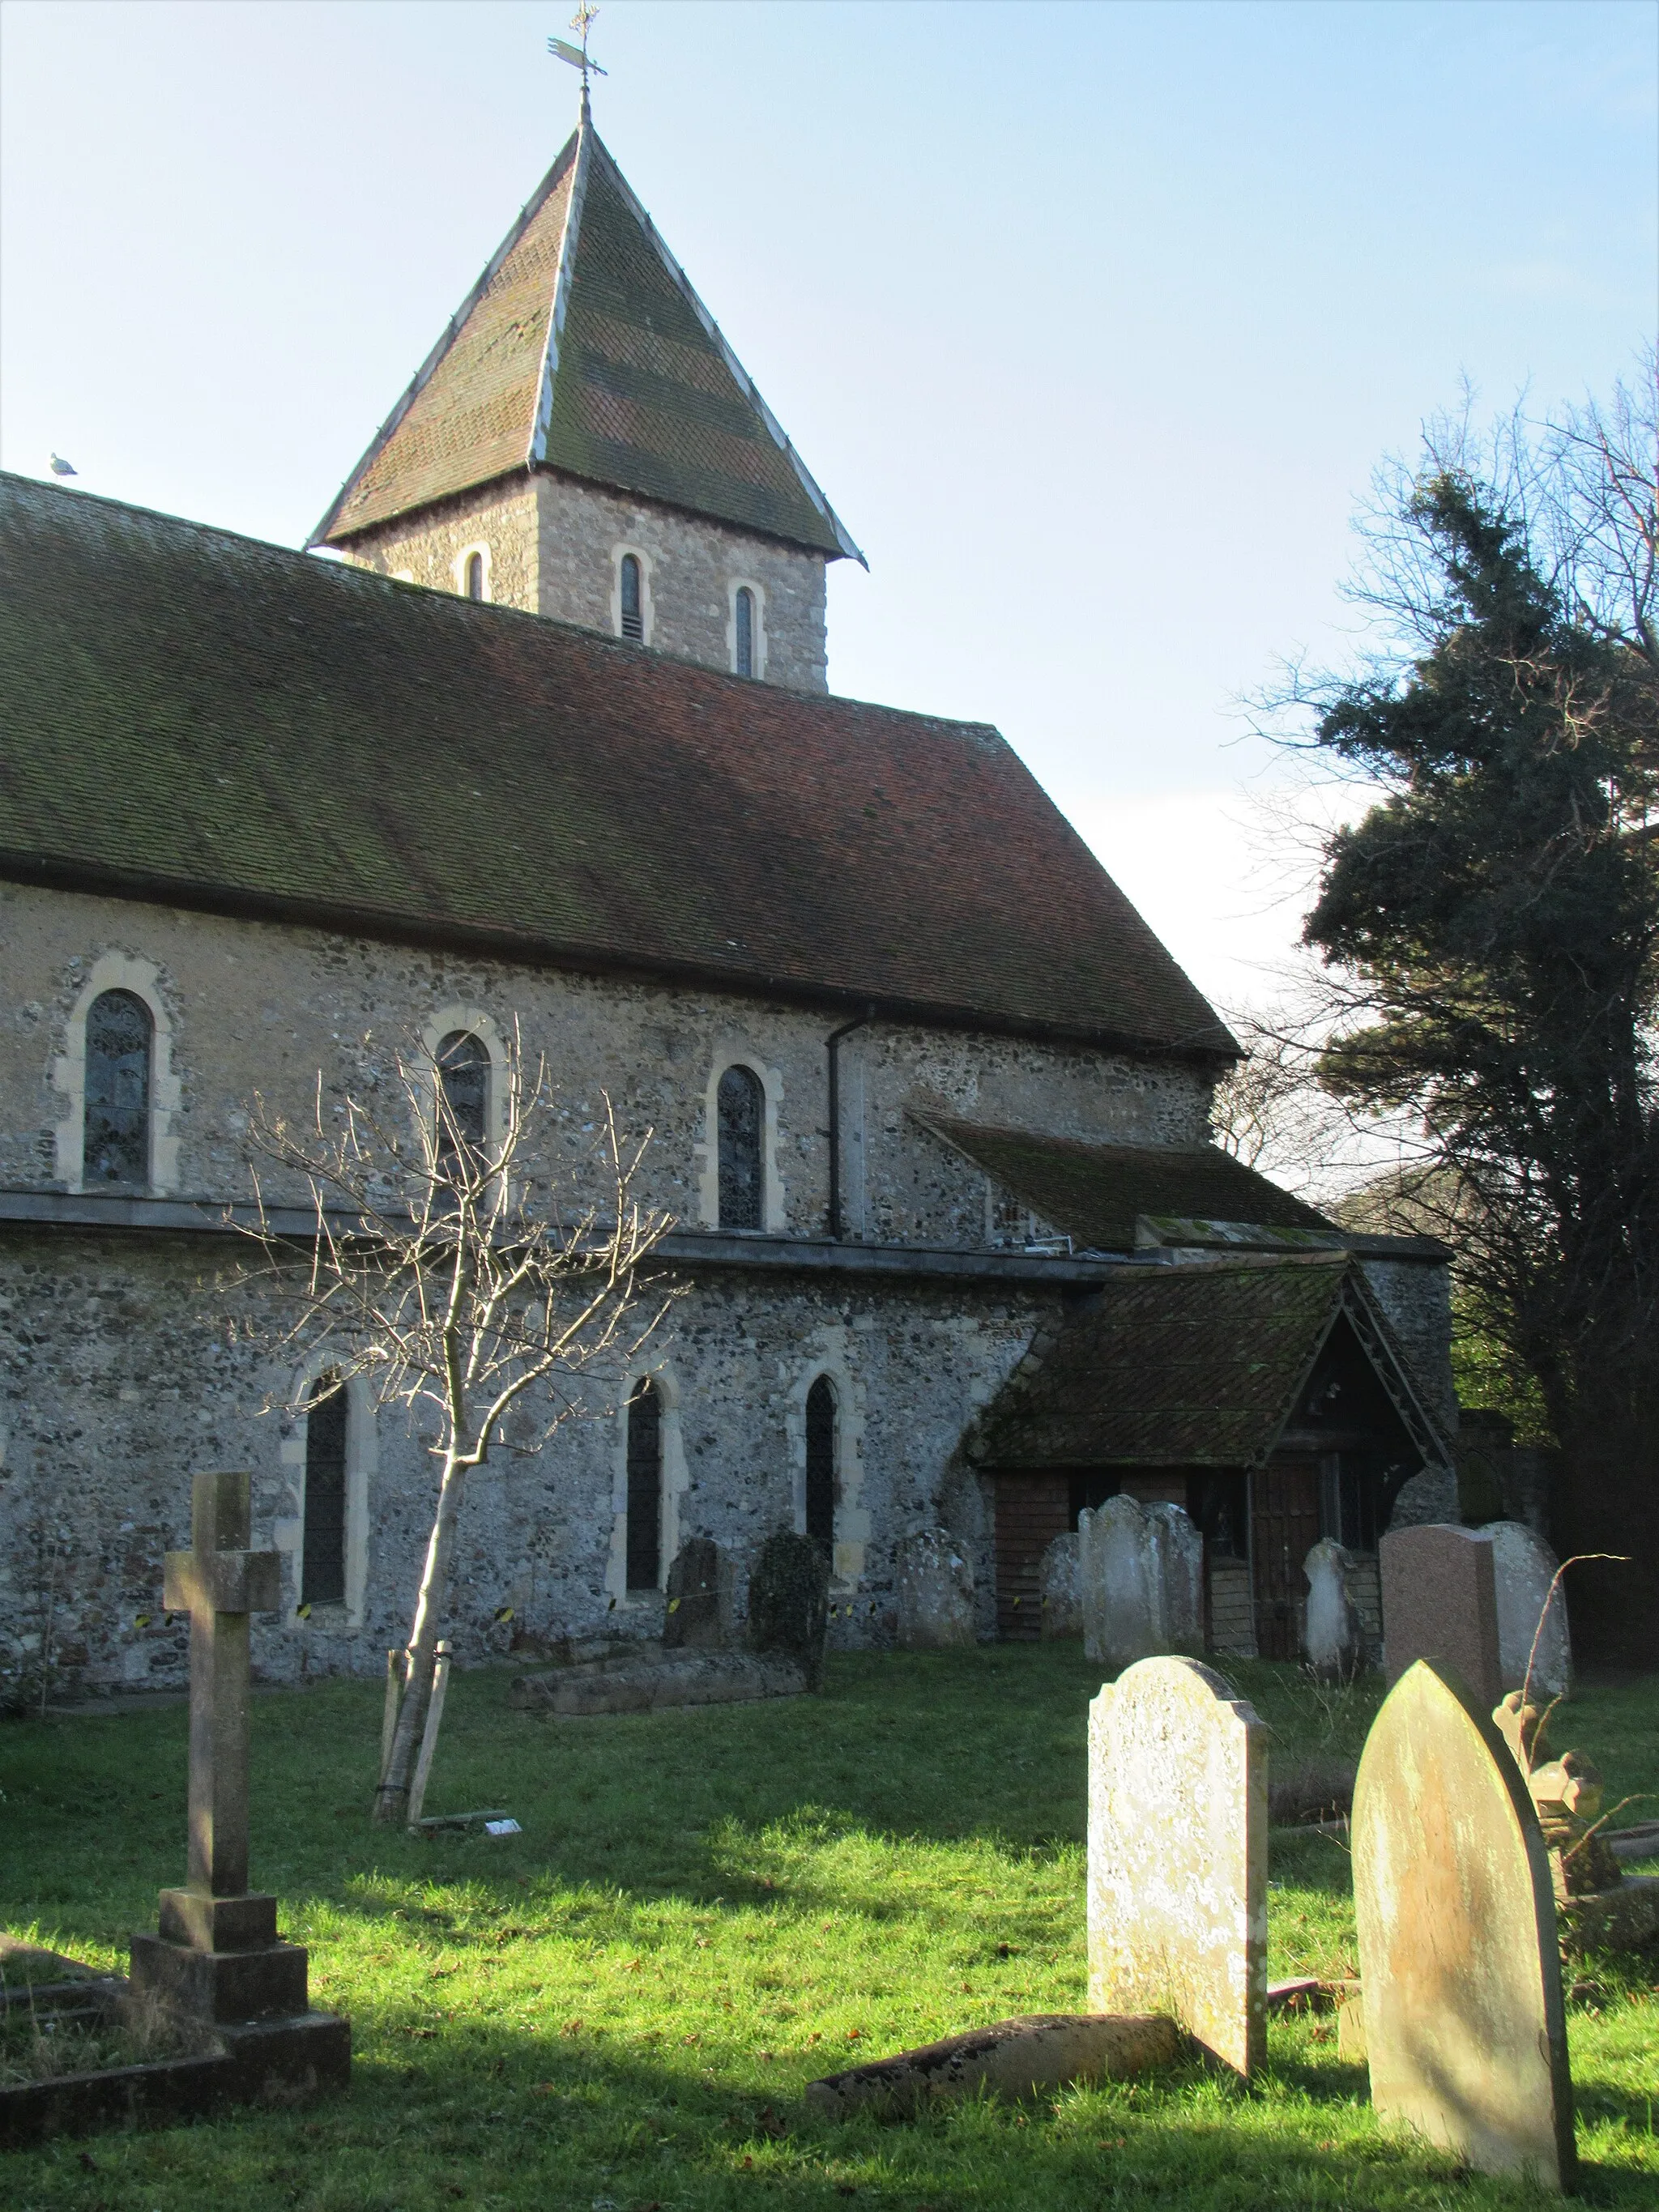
[309,126,861,565]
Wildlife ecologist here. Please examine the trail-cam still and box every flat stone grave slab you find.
[1353,1658,1574,2191]
[512,1649,805,1715]
[1087,1655,1267,2076]
[804,2013,1178,2117]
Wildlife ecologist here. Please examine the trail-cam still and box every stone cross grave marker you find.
[160,1468,283,1948]
[1380,1524,1502,1709]
[128,1471,349,2093]
[1352,1659,1574,2191]
[1087,1655,1267,2075]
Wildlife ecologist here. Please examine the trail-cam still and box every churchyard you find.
[2,1639,1656,2210]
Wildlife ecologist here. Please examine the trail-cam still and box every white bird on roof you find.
[49,454,78,478]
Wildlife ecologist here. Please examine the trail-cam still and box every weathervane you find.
[548,3,606,119]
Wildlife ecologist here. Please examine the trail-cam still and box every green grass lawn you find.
[2,1645,1655,2210]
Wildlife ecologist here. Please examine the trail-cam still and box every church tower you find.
[309,115,861,691]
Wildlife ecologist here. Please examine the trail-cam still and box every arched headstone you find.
[1087,1656,1267,2076]
[1303,1538,1363,1681]
[1038,1532,1081,1639]
[1484,1521,1572,1698]
[895,1528,976,1648]
[1353,1660,1574,2190]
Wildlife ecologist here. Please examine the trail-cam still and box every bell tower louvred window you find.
[620,553,644,641]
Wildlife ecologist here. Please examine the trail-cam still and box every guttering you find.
[825,1005,876,1239]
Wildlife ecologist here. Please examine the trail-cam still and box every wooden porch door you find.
[1251,1455,1321,1660]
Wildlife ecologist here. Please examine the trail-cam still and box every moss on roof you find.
[315,130,855,559]
[0,476,1234,1055]
[972,1254,1355,1468]
[918,1116,1327,1251]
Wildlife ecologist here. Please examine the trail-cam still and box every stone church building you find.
[0,114,1456,1701]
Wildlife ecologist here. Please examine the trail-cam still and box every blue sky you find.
[2,0,1653,1004]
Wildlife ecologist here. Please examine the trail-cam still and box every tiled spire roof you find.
[310,125,861,563]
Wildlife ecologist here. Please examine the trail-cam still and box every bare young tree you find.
[239,1029,677,1823]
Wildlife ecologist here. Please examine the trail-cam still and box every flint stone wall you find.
[0,1229,1047,1701]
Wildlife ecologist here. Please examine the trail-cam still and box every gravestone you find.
[662,1536,731,1651]
[1146,1502,1204,1653]
[128,1472,349,2090]
[1485,1521,1571,1698]
[894,1528,976,1648]
[1039,1532,1081,1639]
[1087,1656,1267,2076]
[1380,1523,1501,1708]
[1079,1496,1203,1669]
[1303,1538,1363,1681]
[1352,1660,1573,2189]
[747,1528,830,1691]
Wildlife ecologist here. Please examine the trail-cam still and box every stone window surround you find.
[452,540,493,602]
[694,1048,786,1232]
[786,1345,868,1588]
[605,1361,689,1604]
[51,951,181,1195]
[610,542,655,646]
[273,1355,376,1631]
[726,577,768,680]
[419,1007,510,1191]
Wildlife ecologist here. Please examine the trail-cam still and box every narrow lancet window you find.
[717,1064,765,1230]
[463,551,486,602]
[619,553,644,640]
[83,988,152,1189]
[436,1030,489,1178]
[734,586,755,678]
[805,1375,836,1553]
[302,1375,348,1608]
[625,1379,663,1591]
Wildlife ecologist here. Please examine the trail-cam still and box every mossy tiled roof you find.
[918,1116,1328,1251]
[0,476,1233,1053]
[973,1255,1357,1468]
[313,129,859,560]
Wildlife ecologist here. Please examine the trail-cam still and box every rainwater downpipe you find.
[826,1005,876,1241]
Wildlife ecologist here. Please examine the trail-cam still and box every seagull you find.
[49,454,77,478]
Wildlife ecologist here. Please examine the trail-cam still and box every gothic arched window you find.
[463,550,487,602]
[717,1063,765,1230]
[805,1375,836,1553]
[83,987,152,1189]
[619,552,644,641]
[625,1378,663,1591]
[436,1029,489,1175]
[302,1374,348,1609]
[734,586,755,678]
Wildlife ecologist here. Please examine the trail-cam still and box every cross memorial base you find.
[129,1902,349,2098]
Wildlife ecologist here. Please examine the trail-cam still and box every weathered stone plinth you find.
[130,1929,311,2025]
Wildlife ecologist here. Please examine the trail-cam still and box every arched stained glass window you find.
[302,1374,348,1609]
[463,551,486,602]
[625,1378,662,1591]
[619,553,644,641]
[805,1375,836,1553]
[436,1029,489,1171]
[734,586,755,678]
[83,988,152,1188]
[717,1064,764,1230]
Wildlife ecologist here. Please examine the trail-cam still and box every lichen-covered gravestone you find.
[1485,1521,1572,1697]
[1078,1497,1204,1670]
[894,1528,975,1648]
[1353,1660,1574,2191]
[747,1528,830,1690]
[663,1536,731,1652]
[1380,1524,1502,1708]
[1303,1538,1363,1681]
[1087,1656,1267,2075]
[1039,1532,1081,1639]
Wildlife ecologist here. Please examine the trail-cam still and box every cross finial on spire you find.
[548,4,606,123]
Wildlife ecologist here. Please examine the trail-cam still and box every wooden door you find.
[1251,1455,1321,1660]
[992,1473,1072,1639]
